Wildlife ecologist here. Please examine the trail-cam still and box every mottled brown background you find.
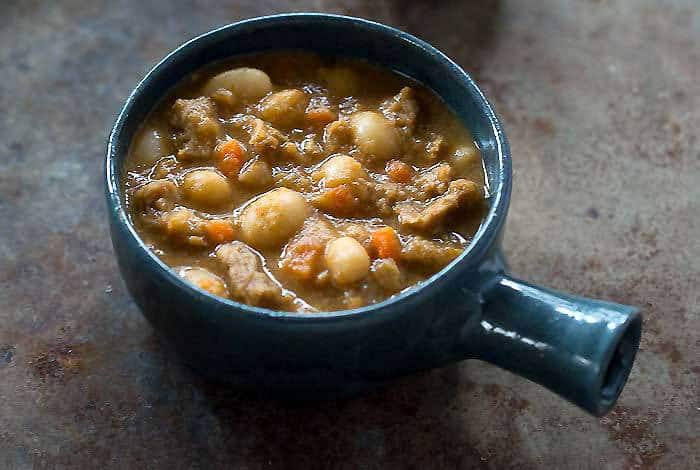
[1,0,698,469]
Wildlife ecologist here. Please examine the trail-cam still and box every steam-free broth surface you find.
[124,52,488,312]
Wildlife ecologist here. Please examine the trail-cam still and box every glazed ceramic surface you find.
[105,14,641,416]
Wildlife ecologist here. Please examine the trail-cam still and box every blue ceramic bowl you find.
[105,14,642,416]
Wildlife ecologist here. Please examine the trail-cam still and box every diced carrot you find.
[323,184,356,216]
[218,156,243,178]
[305,107,336,125]
[215,139,247,177]
[215,139,246,161]
[370,226,402,260]
[386,160,413,183]
[204,219,235,244]
[281,244,321,280]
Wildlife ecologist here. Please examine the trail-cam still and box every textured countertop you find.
[1,1,698,468]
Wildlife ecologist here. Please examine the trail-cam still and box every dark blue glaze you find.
[105,14,641,416]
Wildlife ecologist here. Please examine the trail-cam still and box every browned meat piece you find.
[396,179,481,232]
[369,180,410,216]
[414,163,453,199]
[210,88,236,109]
[150,156,180,180]
[401,237,463,270]
[248,118,287,156]
[238,159,273,188]
[425,134,448,161]
[323,119,353,153]
[382,87,419,134]
[161,207,208,247]
[274,170,313,192]
[371,258,403,292]
[280,141,304,163]
[300,138,324,161]
[171,97,221,160]
[133,179,179,222]
[337,221,373,249]
[216,241,290,308]
[280,217,338,281]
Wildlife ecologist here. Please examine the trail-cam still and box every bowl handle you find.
[466,274,642,416]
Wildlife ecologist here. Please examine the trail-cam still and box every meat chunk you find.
[280,217,337,281]
[248,118,287,156]
[396,179,481,232]
[161,207,208,247]
[371,258,403,292]
[171,97,221,160]
[382,87,419,134]
[274,170,313,192]
[216,242,290,308]
[426,134,448,161]
[368,180,410,216]
[300,138,324,161]
[150,156,180,180]
[401,237,463,270]
[338,222,373,248]
[238,159,273,188]
[414,163,453,199]
[323,119,353,153]
[133,179,179,225]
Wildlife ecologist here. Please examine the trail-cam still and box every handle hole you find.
[600,315,642,405]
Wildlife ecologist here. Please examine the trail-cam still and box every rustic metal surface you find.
[1,0,698,468]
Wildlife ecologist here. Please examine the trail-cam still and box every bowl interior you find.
[107,14,511,318]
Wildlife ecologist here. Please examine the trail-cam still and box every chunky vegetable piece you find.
[178,267,228,297]
[204,219,235,244]
[350,111,401,161]
[259,89,309,128]
[239,188,310,249]
[202,67,272,102]
[182,169,233,209]
[312,155,366,188]
[124,52,487,312]
[325,237,371,286]
[215,139,247,178]
[370,227,402,260]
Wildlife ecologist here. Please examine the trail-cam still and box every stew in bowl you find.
[123,52,488,312]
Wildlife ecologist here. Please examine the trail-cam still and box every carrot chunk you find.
[215,139,247,177]
[370,226,402,260]
[204,219,235,244]
[215,139,246,160]
[281,244,321,280]
[218,156,243,178]
[386,160,413,183]
[321,184,356,216]
[305,107,337,125]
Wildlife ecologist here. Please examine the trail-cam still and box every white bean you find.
[324,237,370,285]
[201,68,272,102]
[239,188,310,248]
[259,89,309,128]
[451,141,480,176]
[182,169,233,208]
[313,154,366,187]
[132,127,170,164]
[350,111,400,161]
[238,159,273,187]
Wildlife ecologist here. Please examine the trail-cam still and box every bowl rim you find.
[105,12,512,321]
